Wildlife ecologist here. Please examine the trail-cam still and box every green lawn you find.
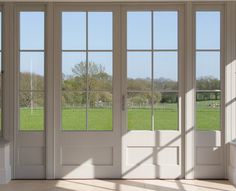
[20,100,220,131]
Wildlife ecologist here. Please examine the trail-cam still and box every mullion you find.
[20,89,44,92]
[20,49,44,52]
[196,90,221,93]
[62,49,113,52]
[196,49,220,52]
[62,90,107,92]
[127,49,178,52]
[151,11,154,131]
[86,11,89,131]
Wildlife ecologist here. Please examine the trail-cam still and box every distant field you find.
[20,100,220,131]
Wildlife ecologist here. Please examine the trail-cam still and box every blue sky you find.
[20,11,220,81]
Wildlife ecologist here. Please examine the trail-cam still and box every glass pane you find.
[88,52,112,91]
[128,92,152,130]
[88,92,112,130]
[20,52,44,91]
[154,11,178,50]
[20,12,44,50]
[62,52,86,91]
[196,51,220,90]
[62,91,86,130]
[154,52,178,91]
[127,52,151,91]
[154,92,178,130]
[62,12,86,50]
[196,92,220,131]
[88,12,112,50]
[127,12,151,50]
[196,11,220,50]
[19,91,44,130]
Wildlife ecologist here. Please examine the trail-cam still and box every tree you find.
[62,61,112,107]
[19,72,44,107]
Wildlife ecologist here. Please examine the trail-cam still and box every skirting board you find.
[0,167,11,184]
[228,166,236,186]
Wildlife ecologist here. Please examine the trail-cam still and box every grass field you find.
[20,100,220,131]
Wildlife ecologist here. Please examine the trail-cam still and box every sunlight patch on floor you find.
[0,180,235,191]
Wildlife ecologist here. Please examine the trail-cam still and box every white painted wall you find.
[0,139,11,184]
[228,141,236,186]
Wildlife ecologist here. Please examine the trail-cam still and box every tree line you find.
[19,61,221,108]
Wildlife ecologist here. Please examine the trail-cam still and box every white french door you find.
[12,2,227,180]
[14,5,46,179]
[54,5,122,178]
[121,5,185,179]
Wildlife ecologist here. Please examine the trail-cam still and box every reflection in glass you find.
[20,52,44,91]
[20,12,44,50]
[196,11,220,50]
[154,52,178,91]
[88,12,113,50]
[196,92,220,131]
[62,91,86,130]
[62,12,86,50]
[127,52,151,91]
[88,92,112,130]
[128,92,152,130]
[20,91,44,130]
[127,12,151,50]
[88,52,112,91]
[154,11,178,50]
[62,52,86,91]
[154,92,178,130]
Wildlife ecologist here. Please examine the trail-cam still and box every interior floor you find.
[0,179,235,191]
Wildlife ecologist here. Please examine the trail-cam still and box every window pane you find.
[196,11,220,50]
[196,92,220,131]
[88,12,112,50]
[88,92,112,130]
[88,52,112,91]
[127,12,151,50]
[62,91,86,130]
[20,91,44,130]
[128,92,152,130]
[20,52,44,91]
[154,11,178,50]
[20,12,44,50]
[62,52,86,91]
[196,51,220,89]
[154,52,178,91]
[127,52,151,91]
[62,12,86,50]
[154,92,178,130]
